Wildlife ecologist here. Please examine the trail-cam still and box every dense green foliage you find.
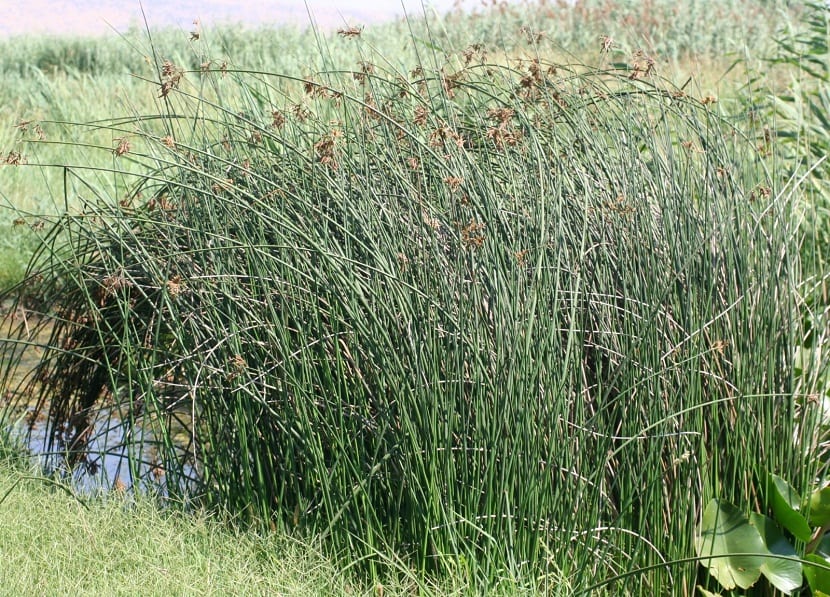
[757,0,830,275]
[0,0,786,77]
[1,1,829,594]
[0,0,799,290]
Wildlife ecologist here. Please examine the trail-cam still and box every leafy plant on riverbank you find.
[1,12,828,595]
[697,474,830,595]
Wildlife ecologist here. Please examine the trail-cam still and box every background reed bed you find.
[0,0,797,289]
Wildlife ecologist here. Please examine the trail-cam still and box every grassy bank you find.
[0,466,421,596]
[0,433,530,595]
[1,471,335,595]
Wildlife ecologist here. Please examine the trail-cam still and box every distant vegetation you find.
[0,0,796,287]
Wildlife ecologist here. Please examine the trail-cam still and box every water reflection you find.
[11,406,197,496]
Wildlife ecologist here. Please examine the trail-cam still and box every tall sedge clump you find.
[0,26,822,593]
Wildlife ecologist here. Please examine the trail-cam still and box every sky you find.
[0,0,483,37]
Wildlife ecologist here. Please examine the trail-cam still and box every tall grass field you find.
[1,1,830,594]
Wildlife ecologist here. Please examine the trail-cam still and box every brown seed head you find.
[271,110,286,129]
[443,176,464,192]
[462,43,486,66]
[3,150,25,165]
[113,137,131,157]
[166,275,183,298]
[460,219,486,248]
[486,107,515,124]
[413,105,430,127]
[338,25,363,38]
[600,35,614,53]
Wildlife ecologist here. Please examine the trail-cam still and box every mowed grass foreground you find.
[0,457,438,596]
[1,1,829,595]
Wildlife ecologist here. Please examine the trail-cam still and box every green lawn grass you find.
[0,437,551,596]
[0,457,446,596]
[0,468,331,596]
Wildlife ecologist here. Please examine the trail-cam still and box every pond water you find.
[8,392,196,495]
[18,406,192,495]
[0,0,486,37]
[1,306,193,495]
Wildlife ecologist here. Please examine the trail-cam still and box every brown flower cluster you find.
[314,129,342,168]
[630,50,656,80]
[113,137,131,157]
[460,219,486,248]
[486,107,521,148]
[159,60,184,98]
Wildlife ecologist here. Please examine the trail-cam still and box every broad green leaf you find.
[768,474,812,543]
[815,533,830,559]
[695,587,723,597]
[750,512,803,594]
[811,486,830,527]
[697,499,765,590]
[804,553,830,595]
